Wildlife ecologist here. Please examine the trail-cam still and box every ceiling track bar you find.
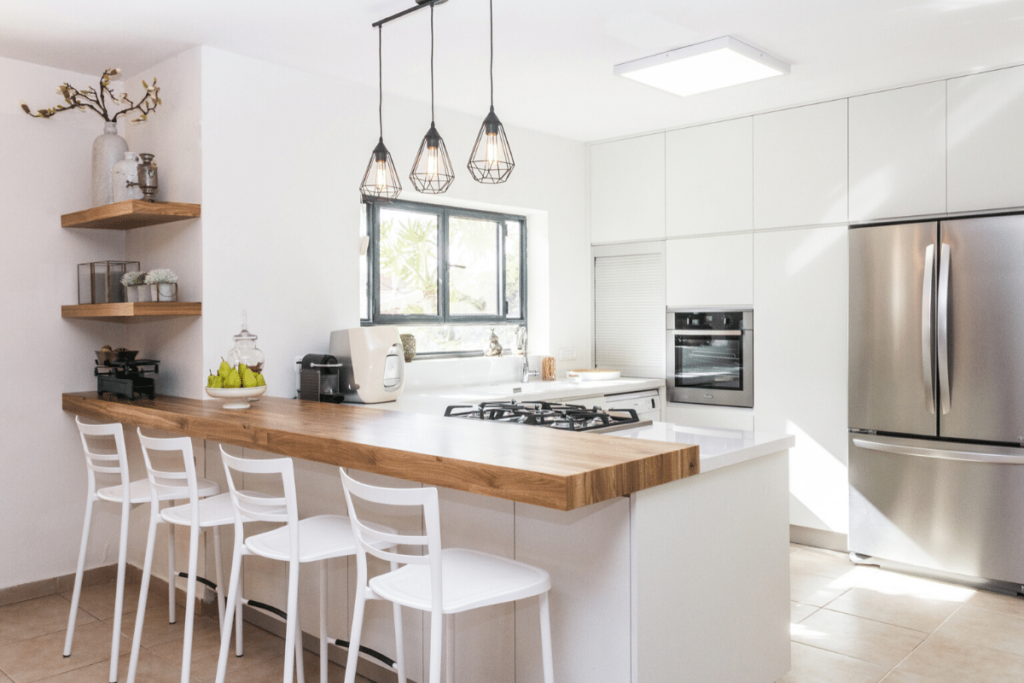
[372,0,447,28]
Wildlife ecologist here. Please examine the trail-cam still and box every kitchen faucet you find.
[516,325,539,383]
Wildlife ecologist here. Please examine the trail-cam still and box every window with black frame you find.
[361,199,527,357]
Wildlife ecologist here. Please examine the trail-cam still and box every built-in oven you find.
[666,309,753,408]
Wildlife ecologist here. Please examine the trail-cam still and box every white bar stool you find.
[340,468,555,683]
[214,448,405,683]
[65,417,155,683]
[125,430,224,683]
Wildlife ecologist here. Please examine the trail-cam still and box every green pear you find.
[218,359,232,379]
[207,370,217,388]
[241,366,257,388]
[224,369,241,388]
[254,372,266,387]
[212,375,225,389]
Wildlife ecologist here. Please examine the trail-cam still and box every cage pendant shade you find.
[468,107,515,184]
[360,137,402,202]
[410,123,455,194]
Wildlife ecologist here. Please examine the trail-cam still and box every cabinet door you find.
[753,227,849,534]
[948,65,1024,213]
[666,118,753,237]
[589,133,665,244]
[665,234,753,308]
[849,82,946,222]
[754,100,848,230]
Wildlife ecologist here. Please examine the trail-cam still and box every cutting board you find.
[566,369,621,381]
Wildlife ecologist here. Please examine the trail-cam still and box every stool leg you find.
[127,508,161,683]
[167,521,176,624]
[391,560,406,683]
[107,495,131,682]
[445,614,454,683]
[282,559,299,683]
[179,523,200,683]
[343,585,367,683]
[234,563,244,657]
[539,592,554,683]
[214,542,244,683]
[213,526,226,631]
[295,598,305,683]
[428,609,442,683]
[320,561,328,683]
[63,494,95,657]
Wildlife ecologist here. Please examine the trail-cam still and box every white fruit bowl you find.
[206,386,267,410]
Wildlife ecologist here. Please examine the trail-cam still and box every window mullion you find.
[439,208,450,323]
[499,221,507,320]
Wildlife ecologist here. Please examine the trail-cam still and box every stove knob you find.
[723,316,731,327]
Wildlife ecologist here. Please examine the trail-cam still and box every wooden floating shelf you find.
[61,200,201,230]
[62,301,202,320]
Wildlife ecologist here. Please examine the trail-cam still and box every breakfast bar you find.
[62,391,792,683]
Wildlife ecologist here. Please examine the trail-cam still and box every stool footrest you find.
[175,571,218,591]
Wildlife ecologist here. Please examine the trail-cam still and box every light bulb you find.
[426,146,439,180]
[486,132,499,167]
[375,160,388,190]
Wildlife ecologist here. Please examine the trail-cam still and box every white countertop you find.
[370,376,665,415]
[608,422,795,473]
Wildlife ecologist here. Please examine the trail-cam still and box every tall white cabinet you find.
[589,133,665,244]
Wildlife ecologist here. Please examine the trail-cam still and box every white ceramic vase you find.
[112,152,144,203]
[125,284,139,302]
[157,283,177,302]
[92,121,128,206]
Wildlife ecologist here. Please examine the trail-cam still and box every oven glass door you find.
[674,333,744,391]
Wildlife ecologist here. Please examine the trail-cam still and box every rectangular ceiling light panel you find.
[614,36,789,98]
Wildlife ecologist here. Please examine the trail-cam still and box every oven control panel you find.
[667,310,750,331]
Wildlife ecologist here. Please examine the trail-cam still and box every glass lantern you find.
[226,310,265,373]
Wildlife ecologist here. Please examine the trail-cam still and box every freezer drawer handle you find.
[853,438,1024,465]
[937,242,951,415]
[921,244,935,415]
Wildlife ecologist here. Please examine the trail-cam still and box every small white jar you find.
[112,152,144,203]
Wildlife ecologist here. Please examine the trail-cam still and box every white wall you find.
[0,57,128,589]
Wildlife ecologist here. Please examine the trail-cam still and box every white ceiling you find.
[4,0,1024,141]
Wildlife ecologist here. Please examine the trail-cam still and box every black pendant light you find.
[360,25,402,202]
[468,0,514,184]
[410,3,455,194]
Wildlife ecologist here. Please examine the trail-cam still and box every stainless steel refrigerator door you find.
[939,214,1024,444]
[849,433,1024,584]
[849,222,938,435]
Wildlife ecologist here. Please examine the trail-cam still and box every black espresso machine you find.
[298,354,344,403]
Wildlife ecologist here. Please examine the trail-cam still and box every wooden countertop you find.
[62,392,699,511]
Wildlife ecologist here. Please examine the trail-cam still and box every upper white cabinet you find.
[849,82,946,222]
[754,100,848,230]
[665,234,753,308]
[948,65,1024,213]
[590,133,666,244]
[666,118,753,236]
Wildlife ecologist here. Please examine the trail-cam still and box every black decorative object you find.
[468,0,514,184]
[360,25,402,202]
[410,3,454,194]
[95,358,159,400]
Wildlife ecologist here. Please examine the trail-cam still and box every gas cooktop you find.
[444,400,650,433]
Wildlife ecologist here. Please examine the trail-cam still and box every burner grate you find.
[445,400,640,432]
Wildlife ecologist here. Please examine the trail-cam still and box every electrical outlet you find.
[558,348,577,361]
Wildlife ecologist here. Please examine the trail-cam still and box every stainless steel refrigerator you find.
[849,214,1024,591]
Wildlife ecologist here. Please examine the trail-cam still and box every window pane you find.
[505,220,521,319]
[398,324,520,355]
[449,216,499,316]
[379,208,439,316]
[359,207,369,320]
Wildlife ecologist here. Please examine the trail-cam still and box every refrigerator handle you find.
[937,243,951,415]
[921,244,935,415]
[853,438,1024,465]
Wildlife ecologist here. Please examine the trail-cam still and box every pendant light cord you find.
[430,3,435,122]
[489,0,494,108]
[378,25,383,138]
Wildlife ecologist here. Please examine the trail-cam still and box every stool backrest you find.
[339,468,442,569]
[219,447,297,526]
[137,430,200,511]
[76,417,130,492]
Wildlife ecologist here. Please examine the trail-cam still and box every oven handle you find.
[672,330,743,337]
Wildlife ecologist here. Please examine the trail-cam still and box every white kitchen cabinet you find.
[753,226,849,535]
[947,65,1024,213]
[665,403,755,431]
[754,100,848,230]
[665,233,753,308]
[589,133,666,244]
[849,82,946,222]
[666,117,753,236]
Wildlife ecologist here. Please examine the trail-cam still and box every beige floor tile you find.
[931,604,1024,658]
[791,601,819,624]
[58,578,141,622]
[778,642,888,683]
[879,669,932,682]
[111,601,219,649]
[792,608,928,669]
[790,548,859,580]
[0,671,11,683]
[964,588,1024,619]
[32,650,181,683]
[166,622,286,683]
[825,587,965,632]
[0,595,96,646]
[0,618,130,683]
[791,543,806,554]
[894,632,1024,683]
[790,571,850,608]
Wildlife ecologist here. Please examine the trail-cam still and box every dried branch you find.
[19,68,161,123]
